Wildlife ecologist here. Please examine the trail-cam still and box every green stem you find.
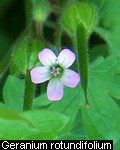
[35,21,43,39]
[24,0,33,25]
[0,50,11,79]
[76,24,89,107]
[23,70,35,111]
[55,26,62,53]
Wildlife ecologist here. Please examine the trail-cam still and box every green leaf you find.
[87,0,107,12]
[0,108,35,140]
[71,110,88,137]
[95,0,120,54]
[3,75,24,112]
[11,38,45,74]
[0,108,32,123]
[0,108,69,140]
[33,85,84,137]
[48,85,81,133]
[33,93,52,108]
[28,39,45,69]
[110,95,120,108]
[22,110,69,140]
[56,110,88,140]
[11,38,31,74]
[81,55,120,142]
[34,85,81,135]
[90,44,109,63]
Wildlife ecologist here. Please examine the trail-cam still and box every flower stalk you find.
[34,21,43,39]
[55,26,62,53]
[76,24,89,107]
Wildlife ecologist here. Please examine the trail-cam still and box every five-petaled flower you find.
[30,48,80,100]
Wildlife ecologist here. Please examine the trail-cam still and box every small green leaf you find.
[11,39,31,74]
[95,0,120,54]
[11,38,45,74]
[3,75,24,112]
[28,39,45,69]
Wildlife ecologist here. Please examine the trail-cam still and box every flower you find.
[30,48,80,100]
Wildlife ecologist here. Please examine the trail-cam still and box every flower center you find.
[51,65,63,78]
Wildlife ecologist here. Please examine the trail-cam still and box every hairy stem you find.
[55,26,62,53]
[76,24,89,107]
[35,21,43,39]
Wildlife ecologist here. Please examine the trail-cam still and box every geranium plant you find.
[0,0,120,148]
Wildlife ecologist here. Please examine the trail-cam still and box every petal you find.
[38,48,57,66]
[58,49,75,68]
[62,69,80,87]
[47,78,63,101]
[30,66,51,83]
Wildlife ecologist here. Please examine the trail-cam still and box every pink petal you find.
[62,69,80,87]
[38,48,57,66]
[30,67,51,83]
[58,49,75,68]
[47,78,63,101]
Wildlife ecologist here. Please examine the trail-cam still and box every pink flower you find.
[30,48,80,100]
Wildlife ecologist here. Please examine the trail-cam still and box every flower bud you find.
[61,2,97,36]
[33,0,50,23]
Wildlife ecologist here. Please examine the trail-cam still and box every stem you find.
[0,49,11,79]
[24,0,33,25]
[55,25,62,53]
[23,70,35,111]
[35,21,43,39]
[76,24,89,107]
